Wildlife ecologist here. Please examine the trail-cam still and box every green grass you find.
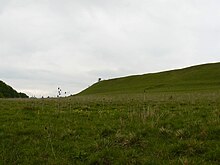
[0,80,28,98]
[0,63,220,164]
[78,62,220,95]
[0,91,219,164]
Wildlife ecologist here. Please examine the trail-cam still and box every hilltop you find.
[0,80,28,98]
[78,62,220,95]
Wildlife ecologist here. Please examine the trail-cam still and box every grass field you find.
[0,91,219,164]
[0,63,220,164]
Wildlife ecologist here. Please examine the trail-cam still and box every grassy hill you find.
[0,63,219,164]
[0,80,28,98]
[78,62,220,95]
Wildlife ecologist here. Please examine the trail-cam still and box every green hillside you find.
[0,80,28,98]
[79,62,220,95]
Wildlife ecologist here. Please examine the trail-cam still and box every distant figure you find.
[98,78,102,82]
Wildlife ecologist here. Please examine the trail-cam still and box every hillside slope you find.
[0,80,28,98]
[78,62,220,95]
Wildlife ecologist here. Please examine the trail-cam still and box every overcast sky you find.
[0,0,220,97]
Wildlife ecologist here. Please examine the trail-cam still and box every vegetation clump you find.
[0,80,28,98]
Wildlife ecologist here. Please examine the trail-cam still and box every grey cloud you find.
[0,0,220,97]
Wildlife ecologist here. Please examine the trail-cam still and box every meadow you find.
[0,91,219,164]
